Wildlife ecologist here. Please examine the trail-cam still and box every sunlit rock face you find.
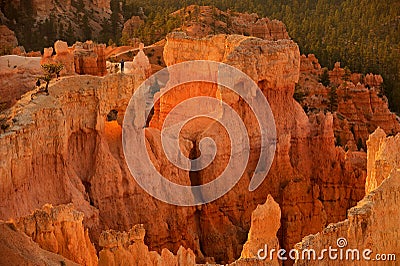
[295,129,400,266]
[152,32,367,262]
[41,40,107,77]
[240,195,281,265]
[0,55,42,110]
[0,221,80,266]
[0,69,200,261]
[16,204,98,266]
[98,224,196,266]
[0,31,368,264]
[298,55,400,151]
[366,128,400,194]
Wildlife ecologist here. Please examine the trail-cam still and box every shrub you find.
[40,63,64,93]
[319,68,331,87]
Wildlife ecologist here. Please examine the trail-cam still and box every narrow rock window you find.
[107,109,118,121]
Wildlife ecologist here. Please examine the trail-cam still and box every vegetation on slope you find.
[122,0,400,112]
[1,0,399,111]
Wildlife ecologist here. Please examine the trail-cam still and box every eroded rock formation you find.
[131,43,152,77]
[153,32,367,262]
[2,204,197,266]
[16,204,98,266]
[0,25,18,55]
[0,221,79,266]
[297,54,400,151]
[294,130,400,265]
[0,68,201,262]
[240,195,280,265]
[171,5,289,40]
[98,224,196,266]
[41,40,107,76]
[366,128,400,194]
[73,41,107,76]
[1,0,111,43]
[0,32,370,265]
[0,55,42,111]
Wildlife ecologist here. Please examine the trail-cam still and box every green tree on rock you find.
[319,68,331,87]
[40,63,64,94]
[328,86,338,113]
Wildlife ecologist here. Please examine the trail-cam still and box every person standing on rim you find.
[120,59,125,73]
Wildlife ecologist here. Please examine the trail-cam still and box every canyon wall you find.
[0,73,144,234]
[294,129,400,265]
[298,55,400,151]
[8,0,110,21]
[0,55,42,111]
[0,221,79,266]
[0,67,202,262]
[0,25,18,55]
[0,32,368,264]
[16,204,98,266]
[157,32,367,262]
[41,40,107,76]
[240,195,281,265]
[98,225,195,266]
[171,5,289,40]
[1,0,111,50]
[365,128,400,194]
[1,204,197,266]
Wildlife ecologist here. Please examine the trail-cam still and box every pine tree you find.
[65,22,75,45]
[110,0,121,43]
[319,69,331,87]
[328,86,338,113]
[82,14,92,40]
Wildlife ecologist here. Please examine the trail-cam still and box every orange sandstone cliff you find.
[0,55,42,111]
[154,33,367,262]
[15,204,98,266]
[298,55,400,151]
[41,40,107,76]
[0,220,79,266]
[2,29,399,265]
[294,129,400,265]
[0,32,369,264]
[98,225,195,266]
[240,195,281,265]
[366,127,400,194]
